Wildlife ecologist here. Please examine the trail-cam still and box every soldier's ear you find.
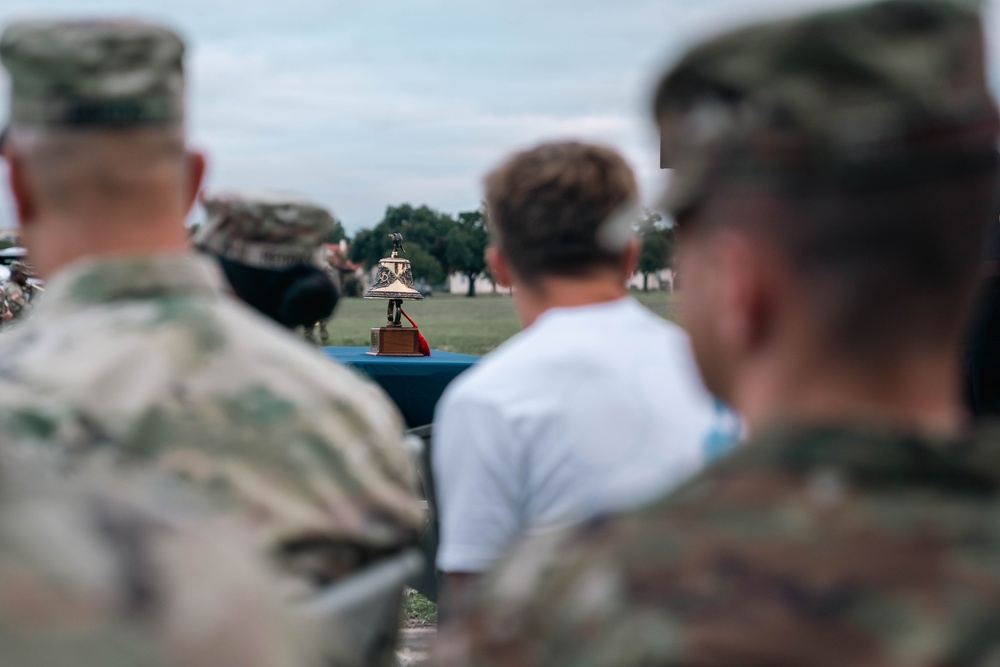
[184,150,207,213]
[714,231,774,356]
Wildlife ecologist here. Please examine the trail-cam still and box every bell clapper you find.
[386,298,404,327]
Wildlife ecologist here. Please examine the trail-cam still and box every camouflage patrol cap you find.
[9,260,33,277]
[0,20,185,129]
[195,192,337,270]
[655,0,1000,217]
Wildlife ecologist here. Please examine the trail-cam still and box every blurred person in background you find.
[3,258,38,322]
[193,191,340,333]
[434,0,1000,664]
[432,140,739,613]
[302,253,341,346]
[0,20,419,666]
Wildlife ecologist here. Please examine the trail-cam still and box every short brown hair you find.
[484,141,637,284]
[683,166,998,363]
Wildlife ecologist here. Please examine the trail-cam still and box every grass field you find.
[325,291,679,356]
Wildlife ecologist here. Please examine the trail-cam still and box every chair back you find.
[298,548,424,666]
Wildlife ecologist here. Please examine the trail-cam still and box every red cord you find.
[399,308,431,356]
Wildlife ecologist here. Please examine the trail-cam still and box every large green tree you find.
[404,243,445,286]
[638,211,676,292]
[350,203,490,295]
[325,217,347,244]
[447,210,489,296]
[350,204,454,276]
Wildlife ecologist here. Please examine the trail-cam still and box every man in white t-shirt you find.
[433,141,739,608]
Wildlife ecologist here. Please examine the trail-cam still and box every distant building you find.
[445,270,674,295]
[326,240,364,296]
[628,268,675,292]
[448,273,508,296]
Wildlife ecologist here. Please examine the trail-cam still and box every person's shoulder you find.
[618,299,693,352]
[438,326,546,403]
[435,424,1000,667]
[179,295,397,405]
[435,430,845,663]
[434,510,689,667]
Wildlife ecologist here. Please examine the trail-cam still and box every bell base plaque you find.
[367,327,423,357]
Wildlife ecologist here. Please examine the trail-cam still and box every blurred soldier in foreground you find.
[0,20,420,665]
[3,259,38,321]
[0,450,316,667]
[195,191,340,335]
[435,1,1000,664]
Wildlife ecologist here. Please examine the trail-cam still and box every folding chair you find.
[297,548,424,667]
[405,424,441,603]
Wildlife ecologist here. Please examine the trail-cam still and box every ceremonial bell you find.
[363,233,425,356]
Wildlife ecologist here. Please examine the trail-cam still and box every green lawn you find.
[326,291,678,356]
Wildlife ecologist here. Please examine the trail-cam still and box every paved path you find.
[397,628,435,666]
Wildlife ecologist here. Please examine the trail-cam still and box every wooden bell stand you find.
[368,298,424,357]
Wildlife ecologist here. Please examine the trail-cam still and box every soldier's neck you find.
[734,349,966,440]
[21,213,190,279]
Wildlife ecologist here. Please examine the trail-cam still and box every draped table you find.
[322,346,478,428]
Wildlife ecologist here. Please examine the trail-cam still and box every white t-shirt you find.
[433,297,739,573]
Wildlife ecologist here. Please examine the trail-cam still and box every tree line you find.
[336,203,676,297]
[347,204,488,297]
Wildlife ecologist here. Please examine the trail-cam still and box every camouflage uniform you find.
[0,256,421,586]
[434,1,1000,665]
[4,280,31,319]
[0,284,12,328]
[0,16,420,636]
[0,451,316,667]
[4,261,39,322]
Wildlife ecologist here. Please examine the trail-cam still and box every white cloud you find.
[0,0,999,233]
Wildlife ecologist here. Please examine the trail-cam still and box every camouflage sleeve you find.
[5,286,24,315]
[142,515,326,667]
[431,526,687,667]
[0,460,326,667]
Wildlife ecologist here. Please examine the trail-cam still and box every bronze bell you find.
[364,233,425,356]
[363,238,424,301]
[363,232,424,325]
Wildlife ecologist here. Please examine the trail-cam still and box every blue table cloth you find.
[322,347,478,427]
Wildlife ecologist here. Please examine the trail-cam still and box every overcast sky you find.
[0,0,997,233]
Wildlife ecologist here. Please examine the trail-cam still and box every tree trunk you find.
[466,273,477,297]
[643,273,649,292]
